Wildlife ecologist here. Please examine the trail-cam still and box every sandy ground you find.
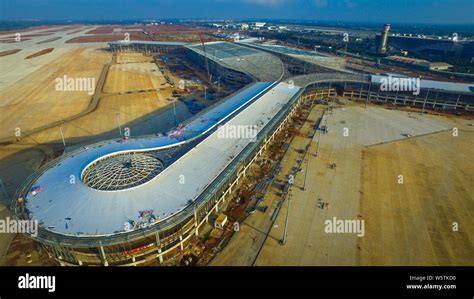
[212,104,474,266]
[23,91,190,145]
[104,62,168,93]
[65,24,215,44]
[0,46,111,141]
[358,130,474,265]
[116,52,153,64]
[0,25,104,90]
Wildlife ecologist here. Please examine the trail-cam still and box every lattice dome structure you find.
[82,153,165,191]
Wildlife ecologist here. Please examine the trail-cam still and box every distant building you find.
[462,41,474,59]
[383,55,452,71]
[426,62,453,71]
[241,23,249,30]
[252,22,266,29]
[375,33,474,59]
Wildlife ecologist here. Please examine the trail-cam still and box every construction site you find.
[0,25,233,265]
[211,100,473,266]
[0,24,473,267]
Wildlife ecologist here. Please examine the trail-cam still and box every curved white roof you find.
[25,82,300,237]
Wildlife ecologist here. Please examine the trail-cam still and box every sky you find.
[0,0,473,24]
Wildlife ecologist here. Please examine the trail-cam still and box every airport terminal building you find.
[12,41,474,266]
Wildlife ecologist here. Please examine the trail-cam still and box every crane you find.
[199,33,212,83]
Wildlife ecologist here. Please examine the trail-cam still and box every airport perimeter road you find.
[210,105,325,266]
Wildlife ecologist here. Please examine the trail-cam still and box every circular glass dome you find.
[82,153,165,191]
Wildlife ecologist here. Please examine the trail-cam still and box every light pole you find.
[365,81,372,108]
[303,141,311,191]
[315,126,321,157]
[422,90,430,115]
[173,101,177,126]
[280,176,294,246]
[116,112,122,136]
[59,126,67,153]
[280,187,291,246]
[328,81,332,102]
[204,86,207,101]
[316,111,326,157]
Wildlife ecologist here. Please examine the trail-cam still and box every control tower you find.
[378,24,391,54]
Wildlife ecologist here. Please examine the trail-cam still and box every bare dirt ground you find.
[36,37,62,44]
[68,28,88,35]
[25,91,189,145]
[24,47,54,59]
[85,27,116,35]
[0,26,103,90]
[358,130,474,265]
[0,47,111,141]
[212,104,474,266]
[116,52,153,63]
[66,24,217,43]
[66,34,133,43]
[0,49,21,56]
[104,62,168,93]
[0,26,54,35]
